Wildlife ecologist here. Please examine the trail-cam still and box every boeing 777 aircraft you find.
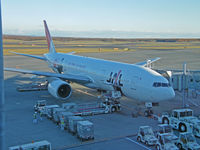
[5,20,175,102]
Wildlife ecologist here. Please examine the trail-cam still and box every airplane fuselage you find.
[45,52,175,102]
[5,21,175,102]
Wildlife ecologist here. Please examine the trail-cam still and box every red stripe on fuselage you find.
[114,70,122,85]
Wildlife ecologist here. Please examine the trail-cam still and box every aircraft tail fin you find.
[44,20,56,53]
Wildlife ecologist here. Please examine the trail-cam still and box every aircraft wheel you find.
[177,143,183,149]
[162,117,169,124]
[179,123,187,132]
[137,136,141,142]
[156,145,161,150]
[144,111,149,117]
[111,106,116,112]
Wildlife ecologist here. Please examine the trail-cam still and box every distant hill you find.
[3,34,200,42]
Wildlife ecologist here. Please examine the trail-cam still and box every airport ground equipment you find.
[52,108,65,123]
[69,116,84,134]
[58,111,74,129]
[137,126,157,146]
[17,81,48,92]
[62,102,77,111]
[158,124,174,134]
[77,120,94,141]
[46,105,60,119]
[9,140,51,150]
[176,132,200,150]
[100,91,122,100]
[42,105,59,116]
[62,101,121,116]
[156,133,178,150]
[161,109,200,137]
[100,99,121,113]
[144,102,153,117]
[34,100,47,112]
[157,124,178,139]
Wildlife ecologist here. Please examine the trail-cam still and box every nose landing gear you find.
[144,102,154,117]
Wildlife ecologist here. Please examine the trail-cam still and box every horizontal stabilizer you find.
[135,57,160,67]
[5,68,92,84]
[9,51,46,61]
[67,51,75,55]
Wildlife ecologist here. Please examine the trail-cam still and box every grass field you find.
[3,35,200,55]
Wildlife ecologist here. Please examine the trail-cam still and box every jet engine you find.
[48,79,72,100]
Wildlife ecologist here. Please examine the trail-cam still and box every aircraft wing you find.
[135,57,160,67]
[9,51,46,61]
[4,68,92,84]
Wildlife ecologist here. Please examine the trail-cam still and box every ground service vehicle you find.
[34,100,47,112]
[156,133,178,150]
[158,124,174,134]
[161,109,200,137]
[176,132,200,150]
[157,124,178,143]
[157,124,178,139]
[137,126,157,146]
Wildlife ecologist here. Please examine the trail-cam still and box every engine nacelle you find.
[48,79,72,100]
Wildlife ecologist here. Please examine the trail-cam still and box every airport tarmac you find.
[4,48,200,149]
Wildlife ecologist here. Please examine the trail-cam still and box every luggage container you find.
[9,140,51,150]
[62,102,77,111]
[68,116,84,134]
[58,111,74,129]
[77,120,94,141]
[9,145,20,150]
[47,105,60,119]
[42,105,59,117]
[52,108,65,123]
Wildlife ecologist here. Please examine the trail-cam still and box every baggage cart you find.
[52,108,65,123]
[58,111,74,129]
[68,116,84,134]
[77,120,94,141]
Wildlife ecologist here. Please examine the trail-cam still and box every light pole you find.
[0,0,5,149]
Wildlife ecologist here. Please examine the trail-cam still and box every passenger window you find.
[153,82,157,87]
[162,83,168,87]
[153,82,160,87]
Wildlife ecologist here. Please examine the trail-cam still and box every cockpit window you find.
[153,82,170,87]
[162,83,168,87]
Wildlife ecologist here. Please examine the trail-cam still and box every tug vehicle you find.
[137,126,157,146]
[161,109,200,137]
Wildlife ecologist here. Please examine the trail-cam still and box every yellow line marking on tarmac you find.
[74,89,97,98]
[120,103,134,111]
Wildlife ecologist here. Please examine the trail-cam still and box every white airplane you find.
[5,20,175,102]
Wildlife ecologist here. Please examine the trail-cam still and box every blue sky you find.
[2,0,200,38]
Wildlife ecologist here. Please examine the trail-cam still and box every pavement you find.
[4,48,200,149]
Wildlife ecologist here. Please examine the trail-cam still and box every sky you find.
[2,0,200,38]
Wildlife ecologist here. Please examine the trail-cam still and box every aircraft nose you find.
[161,87,175,101]
[153,87,175,102]
[167,87,175,100]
